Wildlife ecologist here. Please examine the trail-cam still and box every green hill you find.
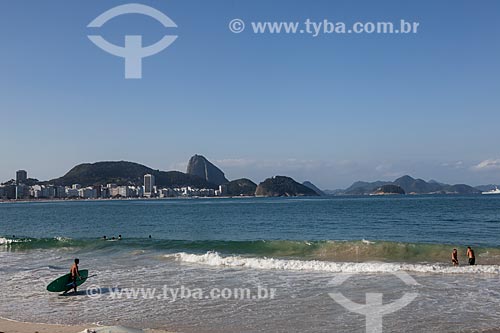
[224,178,257,196]
[255,176,318,197]
[48,161,215,188]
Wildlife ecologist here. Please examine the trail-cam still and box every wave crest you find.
[166,251,500,274]
[0,237,28,245]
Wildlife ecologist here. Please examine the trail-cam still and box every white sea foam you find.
[79,327,145,333]
[0,237,70,246]
[0,237,24,245]
[166,251,500,274]
[54,236,71,242]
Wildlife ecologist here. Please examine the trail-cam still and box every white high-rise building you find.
[144,174,155,197]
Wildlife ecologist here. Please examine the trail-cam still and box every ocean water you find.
[1,196,500,332]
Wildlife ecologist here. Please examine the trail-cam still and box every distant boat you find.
[482,187,500,195]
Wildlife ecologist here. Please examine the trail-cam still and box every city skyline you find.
[2,155,500,191]
[1,0,499,188]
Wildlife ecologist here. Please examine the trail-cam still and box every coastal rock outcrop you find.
[186,155,229,186]
[255,176,318,197]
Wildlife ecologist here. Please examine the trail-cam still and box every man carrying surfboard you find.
[67,258,81,294]
[46,265,90,294]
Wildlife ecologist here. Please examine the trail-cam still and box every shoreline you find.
[0,317,86,333]
[0,317,175,333]
[1,193,493,204]
[0,195,256,204]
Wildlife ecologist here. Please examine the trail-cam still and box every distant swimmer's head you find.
[103,235,107,240]
[149,235,152,239]
[74,258,80,264]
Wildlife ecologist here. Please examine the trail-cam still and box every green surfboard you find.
[46,270,89,292]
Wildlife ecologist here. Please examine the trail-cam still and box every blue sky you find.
[1,0,499,188]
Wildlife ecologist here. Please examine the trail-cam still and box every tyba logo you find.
[328,268,419,333]
[87,3,178,79]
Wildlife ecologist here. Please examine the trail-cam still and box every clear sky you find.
[1,0,499,189]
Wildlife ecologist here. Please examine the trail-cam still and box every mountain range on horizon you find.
[327,175,483,195]
[2,154,498,197]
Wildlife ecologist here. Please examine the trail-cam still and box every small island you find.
[255,176,318,197]
[371,185,406,195]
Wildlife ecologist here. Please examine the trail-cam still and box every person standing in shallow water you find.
[63,258,81,294]
[451,249,459,266]
[467,246,475,265]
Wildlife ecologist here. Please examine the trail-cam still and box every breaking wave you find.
[2,236,500,265]
[167,251,500,274]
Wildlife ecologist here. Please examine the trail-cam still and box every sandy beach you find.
[0,318,174,333]
[0,318,85,333]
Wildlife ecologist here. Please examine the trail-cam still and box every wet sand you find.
[0,318,174,333]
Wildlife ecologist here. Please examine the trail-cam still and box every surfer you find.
[103,235,107,240]
[451,249,459,266]
[467,246,475,265]
[118,235,122,240]
[69,258,81,293]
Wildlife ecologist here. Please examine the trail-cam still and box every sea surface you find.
[1,196,500,332]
